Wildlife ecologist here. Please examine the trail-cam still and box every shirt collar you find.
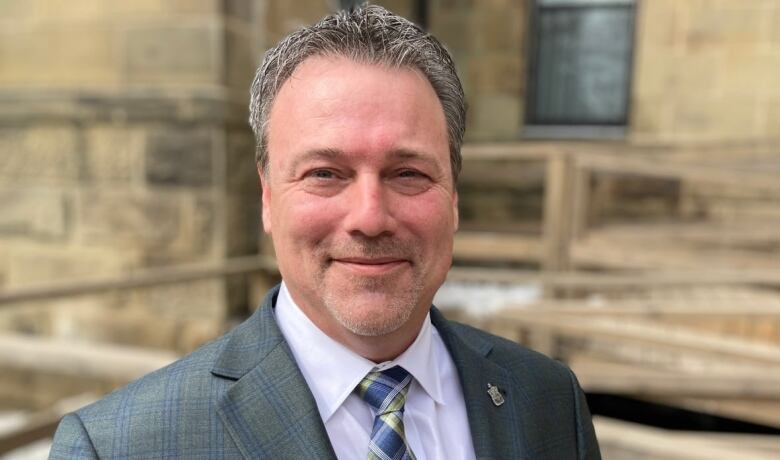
[274,282,444,422]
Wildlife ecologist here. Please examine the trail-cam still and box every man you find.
[50,5,599,459]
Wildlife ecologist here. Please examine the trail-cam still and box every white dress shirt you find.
[274,282,476,460]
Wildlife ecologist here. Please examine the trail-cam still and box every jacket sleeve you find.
[569,369,601,460]
[48,413,100,460]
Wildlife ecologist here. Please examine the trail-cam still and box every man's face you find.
[261,55,458,348]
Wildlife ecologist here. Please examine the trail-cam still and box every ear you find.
[452,188,459,233]
[258,164,272,234]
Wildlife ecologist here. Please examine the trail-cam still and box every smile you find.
[331,257,409,275]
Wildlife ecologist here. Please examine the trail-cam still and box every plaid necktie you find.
[356,366,417,460]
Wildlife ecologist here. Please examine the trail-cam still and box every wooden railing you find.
[458,142,780,272]
[0,254,278,305]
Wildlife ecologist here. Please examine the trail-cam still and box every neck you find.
[339,327,419,363]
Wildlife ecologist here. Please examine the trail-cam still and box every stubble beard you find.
[316,239,426,337]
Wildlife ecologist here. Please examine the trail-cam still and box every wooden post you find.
[542,152,576,296]
[572,165,592,239]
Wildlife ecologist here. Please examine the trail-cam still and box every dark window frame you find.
[524,0,638,137]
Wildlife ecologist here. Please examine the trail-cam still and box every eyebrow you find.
[290,147,443,172]
[389,148,433,162]
[289,148,344,170]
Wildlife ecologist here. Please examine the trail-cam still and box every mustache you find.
[324,238,415,261]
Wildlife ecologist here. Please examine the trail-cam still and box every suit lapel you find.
[431,308,533,460]
[212,287,336,459]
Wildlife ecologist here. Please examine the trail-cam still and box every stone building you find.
[0,1,265,355]
[0,0,778,353]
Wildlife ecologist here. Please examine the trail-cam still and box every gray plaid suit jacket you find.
[50,285,600,459]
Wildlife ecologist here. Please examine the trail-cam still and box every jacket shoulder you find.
[56,332,235,457]
[80,333,229,413]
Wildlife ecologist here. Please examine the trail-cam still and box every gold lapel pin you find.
[487,383,505,407]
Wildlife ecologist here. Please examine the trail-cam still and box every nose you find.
[343,175,397,238]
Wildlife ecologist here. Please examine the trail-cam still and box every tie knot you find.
[356,366,413,415]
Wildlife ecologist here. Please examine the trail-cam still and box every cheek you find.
[276,196,343,243]
[395,195,457,241]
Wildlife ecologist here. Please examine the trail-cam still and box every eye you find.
[398,170,421,178]
[397,169,427,179]
[300,167,347,196]
[307,169,337,179]
[390,168,433,195]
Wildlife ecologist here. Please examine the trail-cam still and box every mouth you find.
[330,257,410,275]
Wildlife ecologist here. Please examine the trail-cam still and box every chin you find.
[322,285,421,338]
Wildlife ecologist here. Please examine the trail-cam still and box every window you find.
[526,0,636,136]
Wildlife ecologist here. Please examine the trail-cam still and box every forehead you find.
[266,55,449,167]
[272,55,440,115]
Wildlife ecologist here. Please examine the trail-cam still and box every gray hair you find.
[249,4,466,181]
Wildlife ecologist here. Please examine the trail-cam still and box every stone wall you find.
[0,0,262,347]
[631,0,780,143]
[428,0,529,142]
